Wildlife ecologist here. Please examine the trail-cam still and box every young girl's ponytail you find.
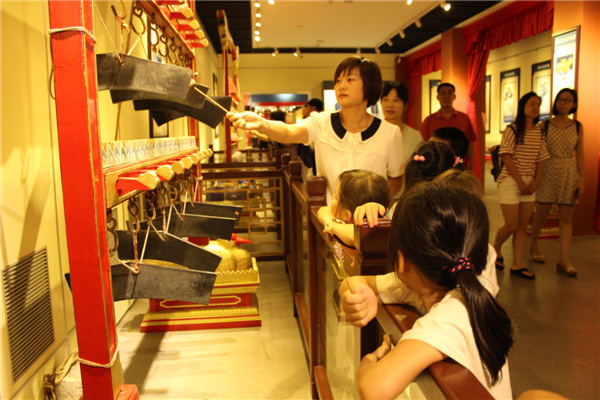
[389,183,513,384]
[456,269,513,383]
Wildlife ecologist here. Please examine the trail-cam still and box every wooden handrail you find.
[380,304,494,400]
[280,152,494,400]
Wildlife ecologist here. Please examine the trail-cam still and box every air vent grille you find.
[2,248,55,382]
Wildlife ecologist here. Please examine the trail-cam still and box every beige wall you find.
[485,30,552,145]
[1,2,77,398]
[1,2,221,398]
[238,53,398,102]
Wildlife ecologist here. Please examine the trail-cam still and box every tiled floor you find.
[114,165,599,399]
[117,261,311,399]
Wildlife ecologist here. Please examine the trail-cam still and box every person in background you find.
[227,56,404,204]
[420,83,476,166]
[529,88,584,277]
[380,82,422,172]
[317,169,391,247]
[341,183,513,399]
[429,126,469,167]
[296,98,323,175]
[493,92,549,280]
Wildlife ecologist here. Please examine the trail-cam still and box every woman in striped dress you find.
[493,92,550,279]
[529,89,583,277]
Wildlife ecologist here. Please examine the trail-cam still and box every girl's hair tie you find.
[442,257,473,274]
[413,154,425,162]
[453,156,463,167]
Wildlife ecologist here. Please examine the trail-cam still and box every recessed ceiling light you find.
[407,0,413,5]
[254,36,261,42]
[254,2,260,7]
[399,30,406,39]
[268,0,275,4]
[256,12,262,18]
[415,19,422,28]
[386,39,393,46]
[254,30,260,35]
[255,21,261,27]
[441,1,451,11]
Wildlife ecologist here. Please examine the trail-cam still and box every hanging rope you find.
[43,352,79,400]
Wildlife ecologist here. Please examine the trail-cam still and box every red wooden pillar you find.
[224,52,233,163]
[48,1,137,398]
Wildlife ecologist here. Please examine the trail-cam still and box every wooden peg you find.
[190,153,200,164]
[116,170,159,196]
[168,5,193,20]
[171,160,185,174]
[180,156,193,169]
[156,164,174,181]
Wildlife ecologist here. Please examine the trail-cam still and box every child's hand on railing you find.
[339,276,378,327]
[354,202,386,228]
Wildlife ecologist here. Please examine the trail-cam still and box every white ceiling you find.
[252,0,439,50]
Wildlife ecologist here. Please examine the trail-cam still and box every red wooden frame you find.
[48,1,137,398]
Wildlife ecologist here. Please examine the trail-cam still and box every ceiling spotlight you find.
[399,30,406,39]
[255,21,261,27]
[255,30,260,35]
[256,12,262,18]
[375,47,381,54]
[407,0,413,4]
[386,39,393,46]
[441,1,451,11]
[254,2,260,7]
[254,36,261,42]
[268,0,275,4]
[293,48,300,57]
[272,48,279,57]
[415,18,422,28]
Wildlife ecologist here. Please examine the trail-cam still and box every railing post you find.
[305,176,326,398]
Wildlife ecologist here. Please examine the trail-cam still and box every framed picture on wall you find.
[551,27,579,105]
[532,61,551,120]
[484,75,491,133]
[499,68,519,131]
[429,79,441,114]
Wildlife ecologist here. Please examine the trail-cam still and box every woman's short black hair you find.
[552,88,578,115]
[382,82,409,104]
[334,56,382,107]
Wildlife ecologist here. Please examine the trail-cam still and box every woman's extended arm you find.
[227,111,309,144]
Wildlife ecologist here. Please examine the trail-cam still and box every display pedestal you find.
[140,259,261,332]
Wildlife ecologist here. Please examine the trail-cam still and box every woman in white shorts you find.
[493,92,549,279]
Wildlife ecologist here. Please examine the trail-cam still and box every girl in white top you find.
[340,183,513,399]
[227,56,403,204]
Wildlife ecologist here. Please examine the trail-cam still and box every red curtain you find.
[462,1,554,181]
[404,42,441,129]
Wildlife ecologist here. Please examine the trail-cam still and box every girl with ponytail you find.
[340,183,513,399]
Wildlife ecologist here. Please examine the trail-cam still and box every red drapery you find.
[462,1,554,149]
[404,41,441,129]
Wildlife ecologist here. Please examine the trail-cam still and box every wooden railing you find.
[279,153,494,400]
[199,150,493,398]
[199,151,285,261]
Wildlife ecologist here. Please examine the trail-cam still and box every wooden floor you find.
[109,164,599,399]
